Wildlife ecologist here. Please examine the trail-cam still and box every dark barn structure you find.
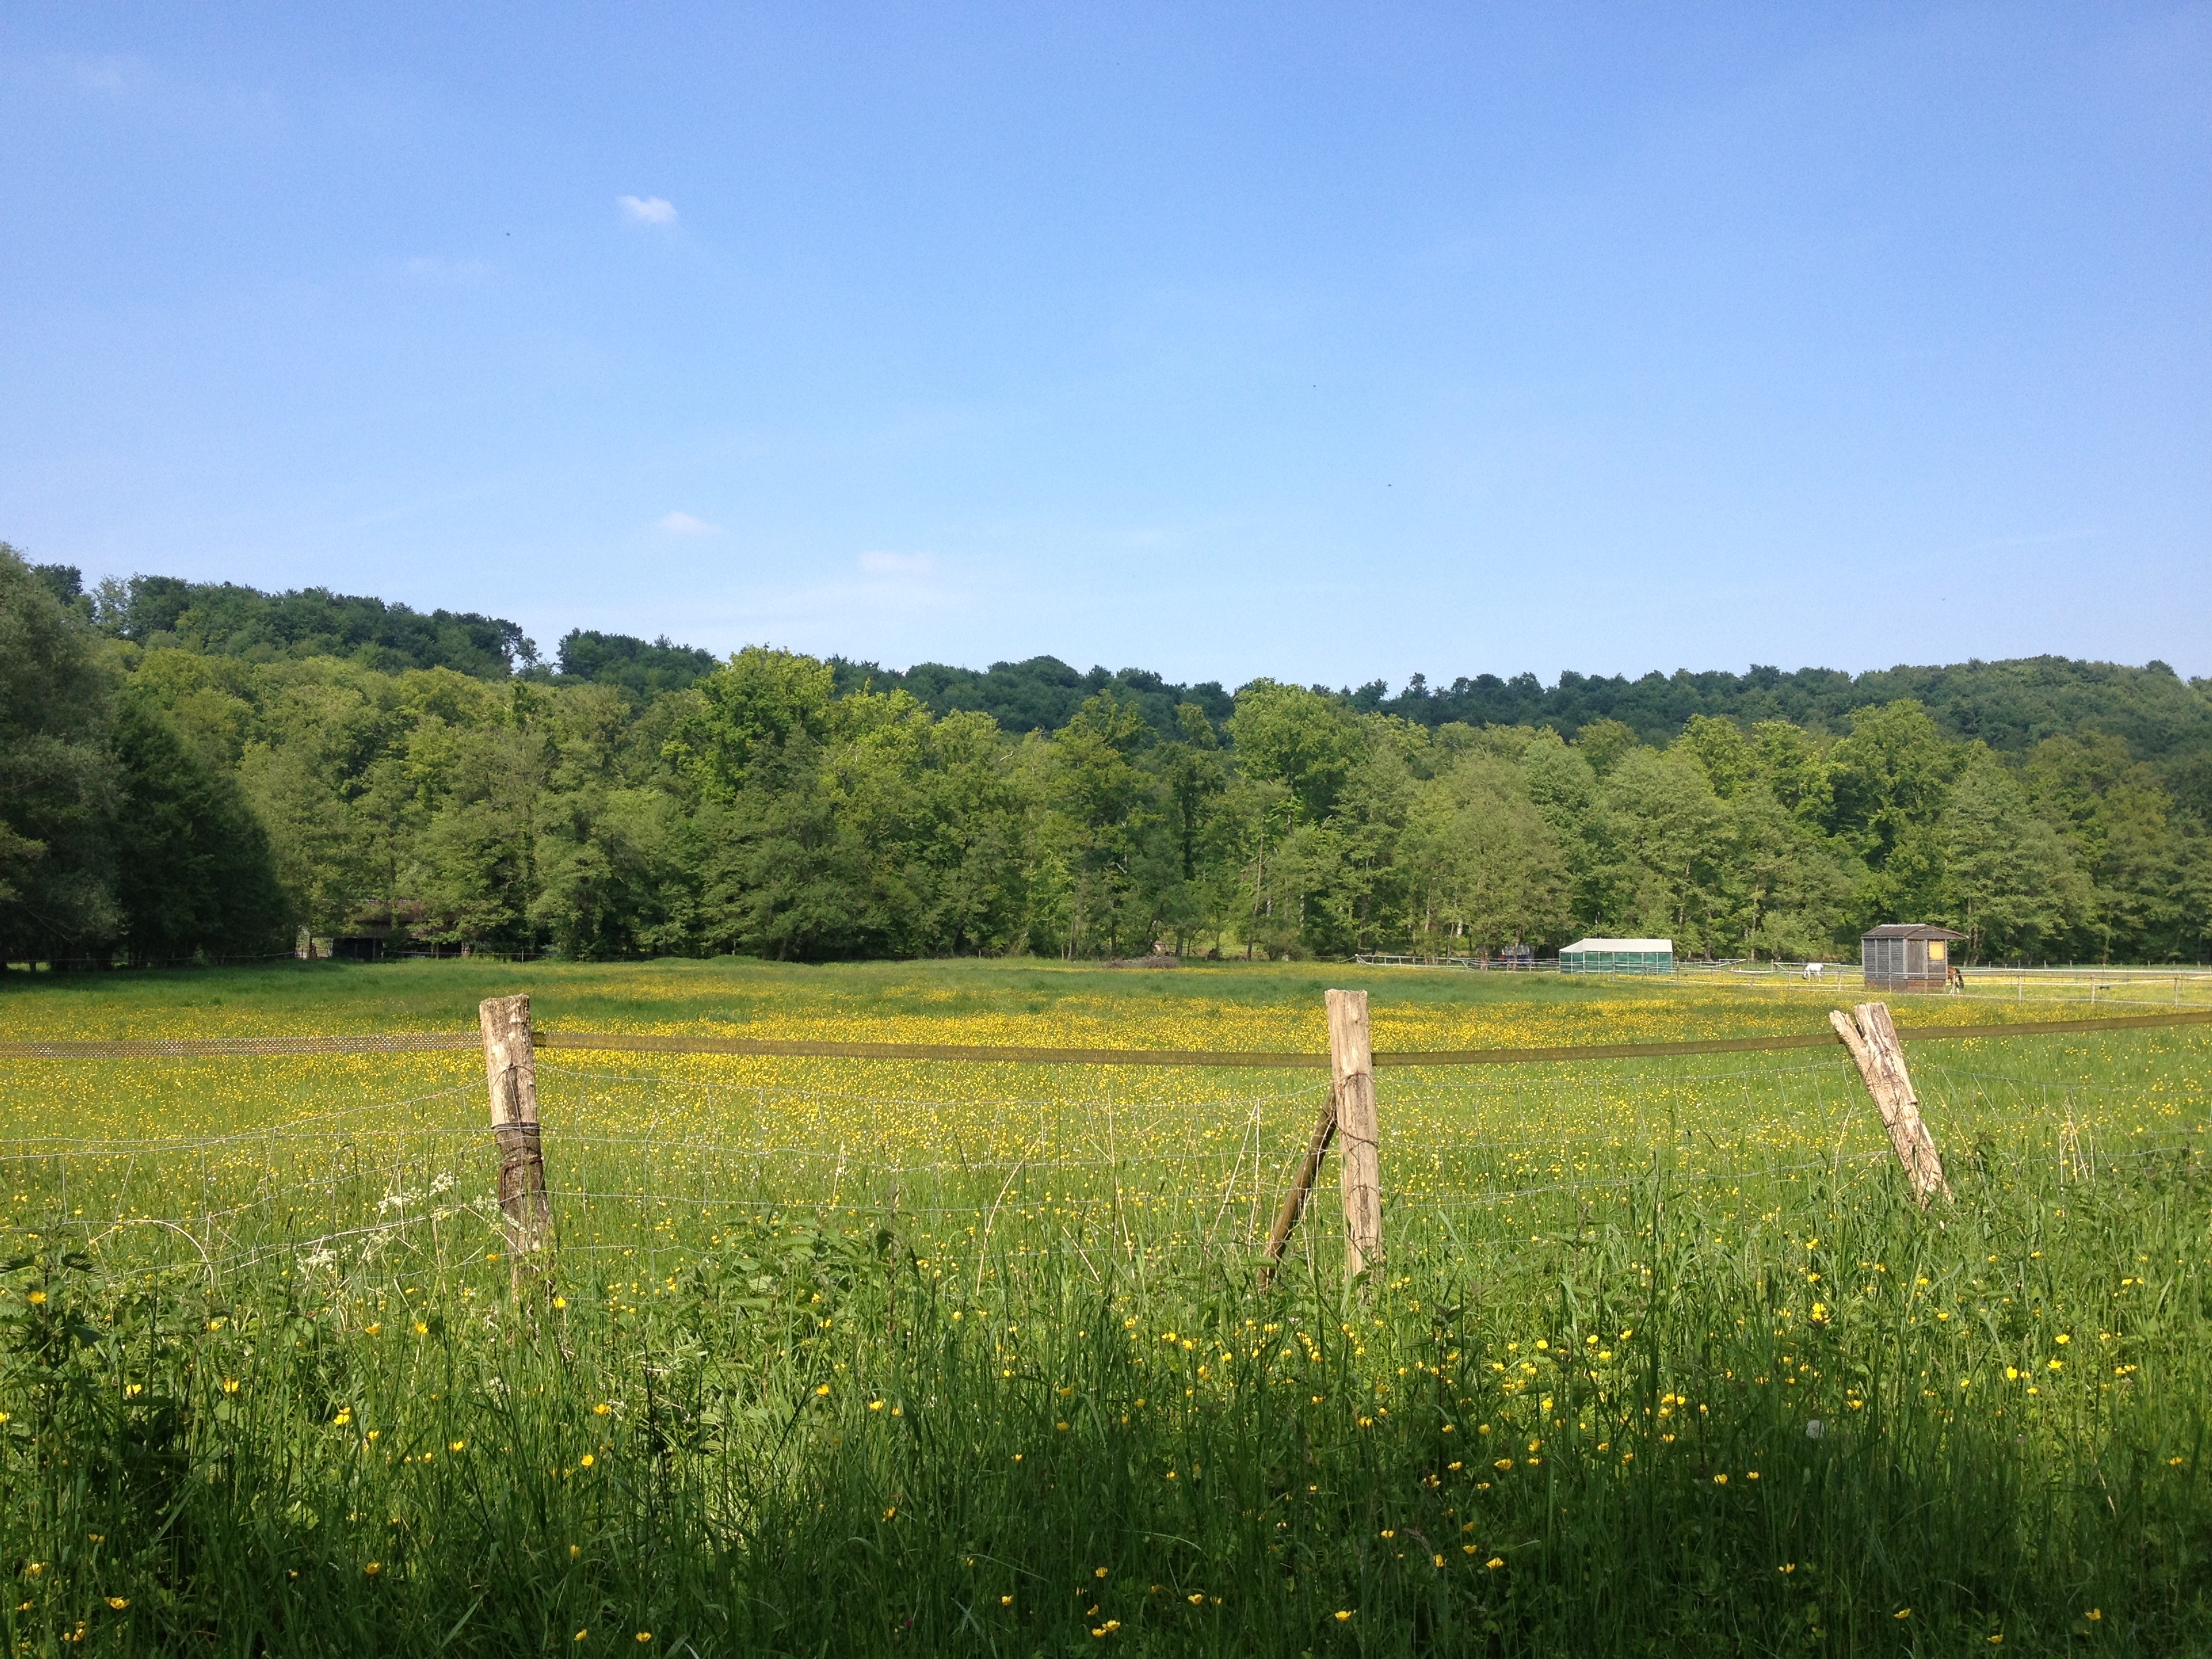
[1860,923,1964,993]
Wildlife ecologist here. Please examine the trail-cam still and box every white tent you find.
[1559,938,1675,975]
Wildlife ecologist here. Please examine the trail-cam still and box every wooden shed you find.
[1860,923,1963,992]
[1559,937,1675,975]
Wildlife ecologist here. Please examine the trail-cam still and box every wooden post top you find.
[1324,988,1374,1082]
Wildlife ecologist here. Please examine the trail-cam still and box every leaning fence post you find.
[479,994,554,1290]
[1258,1089,1336,1290]
[1328,988,1384,1278]
[1829,1001,1950,1207]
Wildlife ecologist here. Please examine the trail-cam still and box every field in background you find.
[0,954,2139,1132]
[1675,959,2212,1012]
[3,961,2209,1654]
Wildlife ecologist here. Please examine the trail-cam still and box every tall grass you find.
[2,1011,2209,1653]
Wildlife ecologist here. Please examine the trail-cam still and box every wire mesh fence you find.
[4,1018,2203,1305]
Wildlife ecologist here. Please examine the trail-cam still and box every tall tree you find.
[1826,700,1961,930]
[2021,735,2189,960]
[1397,751,1570,955]
[1940,749,2088,962]
[1043,691,1155,958]
[1593,747,1729,950]
[667,647,840,802]
[0,546,119,958]
[109,690,290,962]
[1225,680,1364,824]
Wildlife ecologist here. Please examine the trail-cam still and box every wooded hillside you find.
[7,549,2209,966]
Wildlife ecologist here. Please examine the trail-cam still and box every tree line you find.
[5,546,2209,967]
[81,572,2212,766]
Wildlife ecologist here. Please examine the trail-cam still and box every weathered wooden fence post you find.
[1328,988,1384,1278]
[1256,987,1385,1287]
[479,993,554,1290]
[1829,1001,1950,1207]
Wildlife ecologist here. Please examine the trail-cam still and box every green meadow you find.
[2,960,2208,1655]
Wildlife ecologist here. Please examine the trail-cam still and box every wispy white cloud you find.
[657,510,719,536]
[858,550,936,575]
[619,195,678,225]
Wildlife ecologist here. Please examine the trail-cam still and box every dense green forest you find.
[5,551,2209,966]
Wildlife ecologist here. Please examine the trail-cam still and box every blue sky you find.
[3,3,2207,684]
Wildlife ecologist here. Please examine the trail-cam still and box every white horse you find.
[1801,961,1825,981]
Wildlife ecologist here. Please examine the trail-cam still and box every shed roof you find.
[1862,924,1965,941]
[1561,938,1674,952]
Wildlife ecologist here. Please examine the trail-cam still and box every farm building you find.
[1558,937,1675,975]
[1860,923,1964,992]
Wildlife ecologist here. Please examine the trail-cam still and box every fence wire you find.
[1,1032,2200,1303]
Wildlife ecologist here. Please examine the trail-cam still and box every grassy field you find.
[1,960,2209,1655]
